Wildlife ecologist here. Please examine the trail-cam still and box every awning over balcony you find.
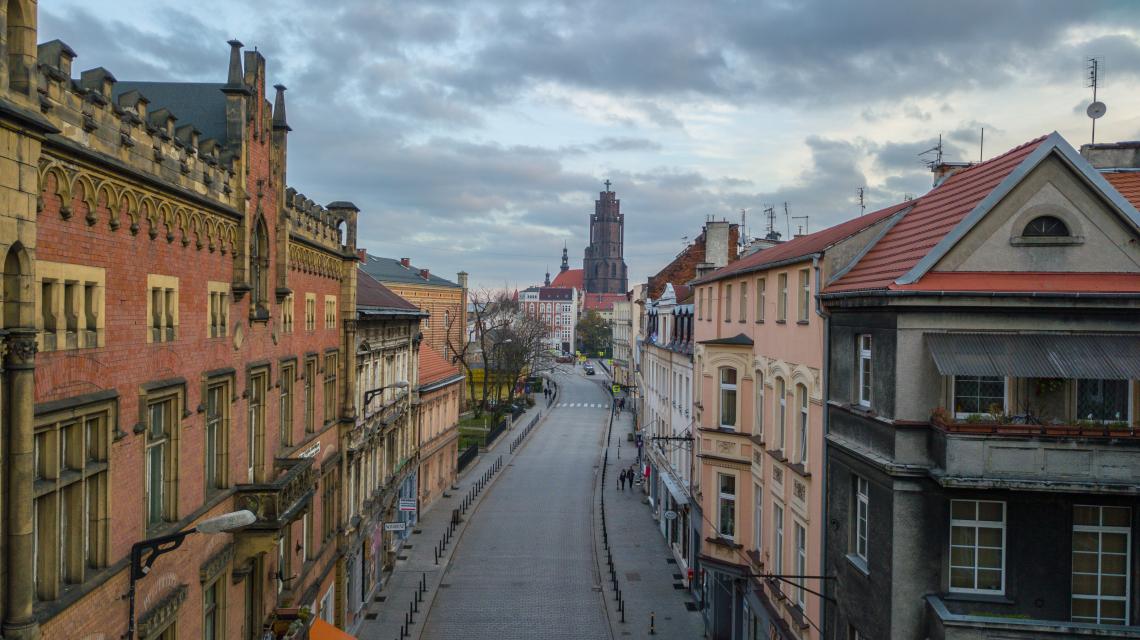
[658,468,689,505]
[925,333,1140,380]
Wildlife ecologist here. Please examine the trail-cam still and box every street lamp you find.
[363,380,409,407]
[124,510,256,640]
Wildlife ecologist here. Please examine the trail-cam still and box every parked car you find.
[583,362,596,375]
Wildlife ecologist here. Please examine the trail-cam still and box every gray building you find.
[821,133,1140,639]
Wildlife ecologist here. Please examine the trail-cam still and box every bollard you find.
[650,612,656,635]
[434,547,439,565]
[620,598,625,623]
[422,572,427,592]
[414,594,419,613]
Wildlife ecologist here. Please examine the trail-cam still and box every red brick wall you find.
[646,225,739,299]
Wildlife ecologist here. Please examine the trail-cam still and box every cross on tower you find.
[604,179,612,192]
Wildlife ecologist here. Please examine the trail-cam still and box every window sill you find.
[775,319,786,324]
[1009,236,1084,247]
[704,535,743,550]
[846,553,869,576]
[941,591,1013,605]
[787,462,811,479]
[796,320,809,326]
[765,448,787,463]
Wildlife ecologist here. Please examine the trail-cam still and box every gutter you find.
[820,289,1140,301]
[691,252,823,286]
[815,253,830,639]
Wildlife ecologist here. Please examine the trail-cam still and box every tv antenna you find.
[762,205,780,241]
[783,202,791,239]
[740,208,747,246]
[792,215,809,236]
[1086,56,1106,145]
[919,134,944,170]
[856,187,866,214]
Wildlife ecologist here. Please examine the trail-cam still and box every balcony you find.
[234,457,317,530]
[926,595,1140,638]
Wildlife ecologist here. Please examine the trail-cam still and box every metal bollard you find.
[620,598,625,623]
[650,612,656,635]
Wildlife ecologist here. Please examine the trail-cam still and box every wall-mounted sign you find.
[398,499,417,512]
[664,510,678,521]
[384,522,406,532]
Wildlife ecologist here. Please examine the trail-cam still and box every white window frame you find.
[857,334,872,408]
[719,368,738,431]
[773,503,785,575]
[949,499,1006,595]
[952,375,1008,419]
[753,483,762,553]
[795,521,807,607]
[754,372,764,437]
[1072,505,1131,625]
[775,377,786,450]
[854,476,869,562]
[717,473,736,540]
[777,273,788,322]
[798,268,811,323]
[797,383,809,465]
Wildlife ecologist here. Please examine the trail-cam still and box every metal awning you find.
[658,469,690,505]
[925,333,1140,380]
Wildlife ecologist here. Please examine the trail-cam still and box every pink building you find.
[690,206,903,640]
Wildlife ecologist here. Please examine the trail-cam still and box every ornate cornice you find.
[137,584,187,639]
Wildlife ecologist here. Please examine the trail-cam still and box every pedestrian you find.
[617,469,624,490]
[620,469,629,490]
[629,465,638,488]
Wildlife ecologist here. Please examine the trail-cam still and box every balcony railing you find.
[931,413,1139,439]
[234,457,317,529]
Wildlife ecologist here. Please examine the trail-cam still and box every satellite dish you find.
[1087,101,1107,120]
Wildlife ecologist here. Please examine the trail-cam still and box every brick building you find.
[520,286,578,354]
[583,182,629,294]
[646,219,739,300]
[0,11,361,640]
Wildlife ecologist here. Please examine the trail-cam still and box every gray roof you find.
[698,333,754,347]
[113,82,228,144]
[360,254,460,288]
[926,332,1140,380]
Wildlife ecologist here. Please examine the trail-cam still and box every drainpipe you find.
[814,255,831,638]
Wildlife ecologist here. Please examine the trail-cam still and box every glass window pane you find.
[977,527,1003,547]
[977,502,1003,522]
[1102,532,1127,554]
[1071,573,1098,595]
[1072,531,1098,552]
[1101,574,1127,596]
[1071,598,1098,618]
[950,547,974,567]
[950,526,975,546]
[950,568,973,589]
[1101,599,1126,621]
[976,569,1001,590]
[1103,506,1131,528]
[1073,505,1099,527]
[1072,551,1098,573]
[977,548,1002,569]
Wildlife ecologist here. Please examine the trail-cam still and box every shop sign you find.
[383,522,406,532]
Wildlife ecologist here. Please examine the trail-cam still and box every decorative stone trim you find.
[137,583,187,639]
[199,543,235,583]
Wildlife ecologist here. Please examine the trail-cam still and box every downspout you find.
[814,255,831,639]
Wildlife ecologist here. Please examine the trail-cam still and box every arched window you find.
[719,367,737,431]
[250,217,269,313]
[610,263,616,278]
[3,242,29,328]
[775,377,786,450]
[1022,215,1069,238]
[796,383,809,465]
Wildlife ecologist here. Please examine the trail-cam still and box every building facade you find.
[415,345,463,511]
[346,271,425,630]
[583,183,628,295]
[823,134,1140,639]
[612,294,633,388]
[690,206,901,640]
[520,286,577,354]
[2,19,360,640]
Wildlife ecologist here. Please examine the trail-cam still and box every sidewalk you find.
[594,406,705,640]
[354,393,551,640]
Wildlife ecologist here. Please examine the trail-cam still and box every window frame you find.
[280,362,295,449]
[775,377,786,451]
[144,387,181,529]
[717,473,737,541]
[724,284,732,322]
[247,368,269,483]
[948,499,1006,595]
[952,375,1007,419]
[796,383,809,465]
[853,476,869,563]
[203,574,224,640]
[755,277,765,323]
[753,371,764,437]
[797,268,810,323]
[1076,379,1132,424]
[773,503,785,575]
[857,334,872,408]
[776,272,788,322]
[1071,504,1131,625]
[794,521,807,607]
[719,367,738,431]
[739,280,748,323]
[203,377,231,492]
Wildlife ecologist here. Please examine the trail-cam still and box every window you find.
[203,577,224,640]
[717,473,736,540]
[250,217,269,312]
[796,383,809,465]
[324,352,339,425]
[321,468,338,541]
[204,380,230,492]
[755,277,765,323]
[33,401,111,600]
[146,393,179,527]
[304,357,316,433]
[777,273,788,322]
[775,377,786,450]
[739,281,748,322]
[719,368,738,430]
[281,293,295,334]
[207,282,230,338]
[248,370,268,483]
[1077,379,1130,422]
[146,274,178,343]
[302,511,313,562]
[753,372,764,437]
[773,504,785,575]
[949,500,1005,594]
[857,334,872,408]
[852,476,869,563]
[304,293,316,331]
[36,261,105,351]
[697,288,703,320]
[953,376,1006,417]
[753,484,762,552]
[280,363,295,448]
[705,287,712,321]
[1072,505,1131,625]
[324,295,337,329]
[724,284,732,322]
[794,522,807,607]
[1023,215,1069,237]
[798,269,810,322]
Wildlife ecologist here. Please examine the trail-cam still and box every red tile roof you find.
[890,271,1140,293]
[550,268,584,290]
[357,269,421,311]
[583,292,625,311]
[1104,172,1140,209]
[828,136,1047,292]
[418,344,462,387]
[693,202,910,285]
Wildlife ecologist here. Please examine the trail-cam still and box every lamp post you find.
[123,510,256,640]
[363,380,409,410]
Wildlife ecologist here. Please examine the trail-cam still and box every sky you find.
[41,0,1140,290]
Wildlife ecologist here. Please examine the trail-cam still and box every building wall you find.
[383,281,464,362]
[417,378,461,509]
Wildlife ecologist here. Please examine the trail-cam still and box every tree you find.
[576,310,612,357]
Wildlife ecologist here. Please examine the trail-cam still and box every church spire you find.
[560,242,569,272]
[544,267,551,286]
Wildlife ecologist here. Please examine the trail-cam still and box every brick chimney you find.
[400,258,411,268]
[420,268,430,280]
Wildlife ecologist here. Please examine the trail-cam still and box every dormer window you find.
[1022,215,1069,238]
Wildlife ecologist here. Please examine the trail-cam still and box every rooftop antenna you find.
[857,187,866,214]
[1086,56,1106,145]
[783,202,791,239]
[792,215,809,236]
[740,208,747,246]
[979,127,984,163]
[919,134,944,170]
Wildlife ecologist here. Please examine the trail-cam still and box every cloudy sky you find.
[43,0,1140,289]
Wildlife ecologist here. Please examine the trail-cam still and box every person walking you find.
[620,469,628,491]
[617,468,624,490]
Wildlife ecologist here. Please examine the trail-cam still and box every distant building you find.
[520,286,578,354]
[583,182,629,294]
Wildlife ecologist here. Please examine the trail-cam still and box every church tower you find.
[583,180,628,294]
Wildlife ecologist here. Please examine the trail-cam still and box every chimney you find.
[694,262,717,279]
[223,40,245,91]
[356,248,366,262]
[932,162,972,187]
[703,220,731,268]
[400,258,411,268]
[272,84,291,131]
[1080,141,1140,170]
[420,268,430,280]
[457,271,468,289]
